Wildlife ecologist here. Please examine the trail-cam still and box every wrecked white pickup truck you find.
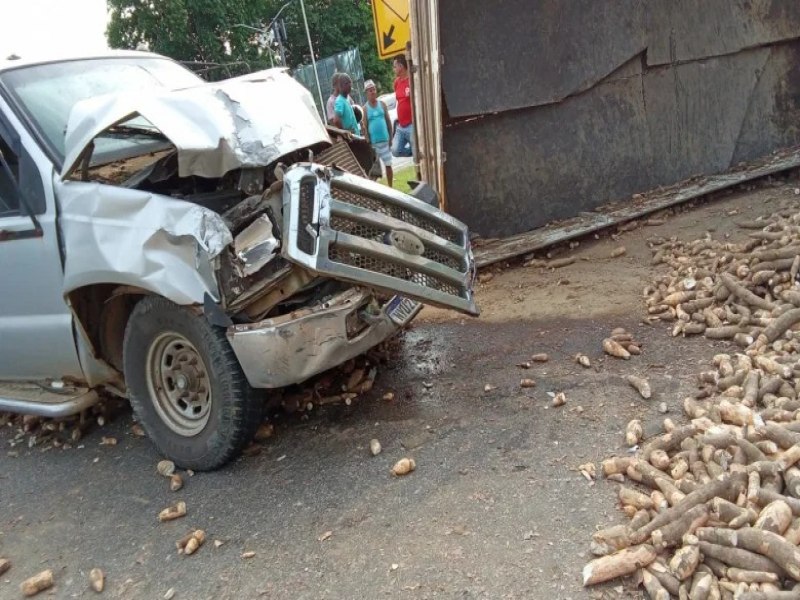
[0,51,477,469]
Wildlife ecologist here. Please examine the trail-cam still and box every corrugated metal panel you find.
[317,138,367,177]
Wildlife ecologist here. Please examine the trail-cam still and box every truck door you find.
[0,100,83,381]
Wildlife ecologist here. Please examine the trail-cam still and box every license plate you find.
[386,296,420,325]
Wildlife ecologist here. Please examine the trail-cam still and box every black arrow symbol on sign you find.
[383,24,396,50]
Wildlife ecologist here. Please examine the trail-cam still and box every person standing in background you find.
[332,74,361,135]
[363,80,393,188]
[392,55,413,157]
[326,73,342,123]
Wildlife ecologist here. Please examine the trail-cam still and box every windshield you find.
[0,57,203,167]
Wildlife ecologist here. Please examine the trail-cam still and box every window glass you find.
[0,57,202,168]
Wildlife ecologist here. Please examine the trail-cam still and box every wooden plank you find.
[473,148,800,268]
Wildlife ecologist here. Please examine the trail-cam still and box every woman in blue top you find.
[362,80,394,188]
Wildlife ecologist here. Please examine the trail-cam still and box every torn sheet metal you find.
[56,179,232,304]
[61,69,330,180]
[233,214,280,277]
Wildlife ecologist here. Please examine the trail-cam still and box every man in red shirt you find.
[392,55,414,158]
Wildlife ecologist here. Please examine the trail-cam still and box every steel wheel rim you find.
[146,332,211,437]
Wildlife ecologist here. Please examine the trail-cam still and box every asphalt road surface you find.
[2,179,798,599]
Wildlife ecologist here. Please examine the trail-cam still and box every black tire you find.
[123,296,261,470]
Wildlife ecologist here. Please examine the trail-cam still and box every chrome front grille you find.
[296,177,317,254]
[330,184,462,245]
[283,164,479,316]
[329,214,465,272]
[329,215,384,243]
[329,245,462,297]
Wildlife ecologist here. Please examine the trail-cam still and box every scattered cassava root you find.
[582,544,656,586]
[21,570,54,597]
[584,203,800,597]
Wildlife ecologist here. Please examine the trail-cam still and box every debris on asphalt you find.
[0,558,10,576]
[89,568,104,592]
[184,530,206,555]
[253,423,274,442]
[531,353,549,363]
[213,540,224,548]
[241,442,263,457]
[318,531,333,542]
[578,462,596,481]
[575,353,592,368]
[346,368,366,392]
[484,384,496,393]
[158,501,187,522]
[611,246,627,258]
[603,338,631,360]
[20,569,53,597]
[169,474,184,492]
[369,439,382,456]
[583,544,656,586]
[157,460,176,477]
[241,551,256,559]
[99,436,117,446]
[517,361,532,369]
[1,396,127,453]
[552,392,566,408]
[584,207,800,596]
[520,378,536,388]
[164,588,175,600]
[546,256,577,269]
[391,458,416,476]
[625,375,652,399]
[131,423,146,437]
[625,419,643,446]
[273,347,398,414]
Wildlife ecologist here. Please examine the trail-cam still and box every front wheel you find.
[123,296,262,470]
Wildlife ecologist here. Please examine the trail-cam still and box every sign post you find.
[371,0,410,59]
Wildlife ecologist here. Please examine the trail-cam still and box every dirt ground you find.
[1,177,799,599]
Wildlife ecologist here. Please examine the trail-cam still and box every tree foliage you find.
[106,0,394,89]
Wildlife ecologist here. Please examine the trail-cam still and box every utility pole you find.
[299,0,326,122]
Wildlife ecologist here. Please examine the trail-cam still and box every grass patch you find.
[380,165,416,191]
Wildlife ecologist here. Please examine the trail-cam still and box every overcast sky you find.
[0,0,109,59]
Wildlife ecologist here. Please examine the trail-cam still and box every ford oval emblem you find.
[387,230,425,256]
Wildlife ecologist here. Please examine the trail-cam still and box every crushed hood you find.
[61,69,330,180]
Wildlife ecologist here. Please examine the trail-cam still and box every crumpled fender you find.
[56,178,232,304]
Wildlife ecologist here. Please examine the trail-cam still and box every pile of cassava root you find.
[583,204,800,599]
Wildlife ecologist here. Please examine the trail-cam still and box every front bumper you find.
[226,288,420,389]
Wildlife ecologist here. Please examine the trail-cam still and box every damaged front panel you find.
[281,164,478,316]
[61,69,330,181]
[233,215,280,278]
[54,62,478,351]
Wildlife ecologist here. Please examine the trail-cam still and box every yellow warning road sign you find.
[371,0,410,59]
